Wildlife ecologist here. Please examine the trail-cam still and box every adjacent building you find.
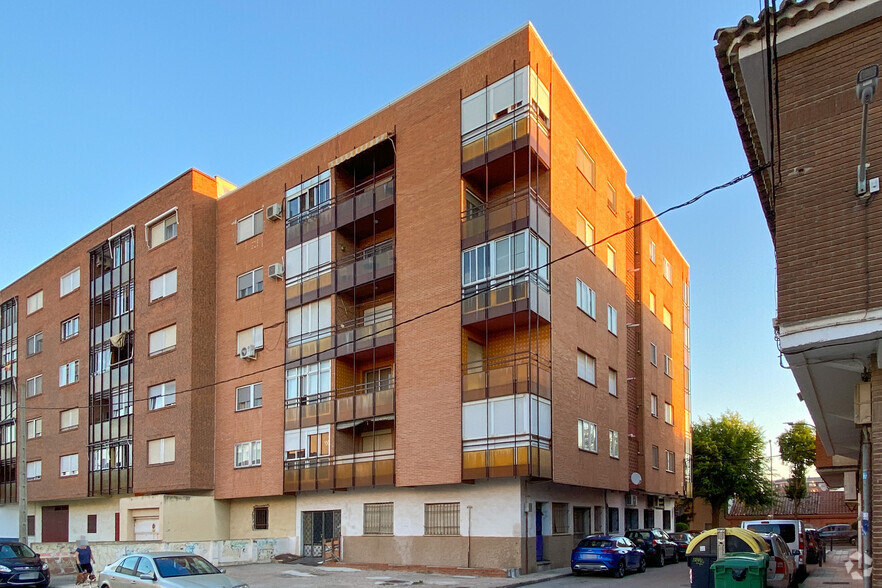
[0,24,691,571]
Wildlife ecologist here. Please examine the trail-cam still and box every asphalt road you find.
[538,562,690,587]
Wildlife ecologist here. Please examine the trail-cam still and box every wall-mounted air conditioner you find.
[266,203,283,221]
[268,263,285,280]
[240,345,257,360]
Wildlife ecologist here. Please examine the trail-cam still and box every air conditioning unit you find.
[239,345,257,360]
[625,494,638,507]
[268,263,285,280]
[266,203,283,221]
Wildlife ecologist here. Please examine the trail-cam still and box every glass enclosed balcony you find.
[461,351,551,402]
[283,450,395,493]
[286,305,395,364]
[461,272,550,324]
[462,442,551,480]
[284,379,395,430]
[461,187,550,250]
[461,105,549,173]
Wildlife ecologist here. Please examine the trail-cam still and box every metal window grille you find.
[424,503,459,536]
[552,503,569,534]
[364,503,393,535]
[253,506,269,530]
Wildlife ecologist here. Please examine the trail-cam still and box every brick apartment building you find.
[716,0,882,583]
[0,24,691,571]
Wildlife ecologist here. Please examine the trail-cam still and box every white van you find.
[741,519,806,579]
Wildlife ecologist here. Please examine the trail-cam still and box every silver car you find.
[98,553,248,588]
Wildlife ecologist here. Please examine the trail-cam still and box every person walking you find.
[72,538,96,576]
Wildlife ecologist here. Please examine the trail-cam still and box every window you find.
[237,325,264,353]
[573,507,589,538]
[552,503,569,534]
[237,210,264,243]
[608,369,617,397]
[61,316,79,341]
[576,141,595,185]
[237,268,264,299]
[27,516,34,536]
[649,343,658,366]
[112,284,135,317]
[665,402,673,425]
[26,460,41,481]
[666,450,676,473]
[147,211,178,248]
[576,279,596,318]
[577,351,596,385]
[650,394,658,418]
[26,418,41,439]
[26,375,42,397]
[648,291,656,314]
[364,367,393,392]
[286,171,331,220]
[26,332,42,356]
[578,419,598,453]
[663,307,672,330]
[649,240,656,263]
[652,445,660,469]
[664,355,672,376]
[148,325,177,355]
[462,395,552,442]
[364,503,394,535]
[59,361,78,386]
[607,305,617,335]
[253,506,269,531]
[287,299,331,345]
[148,382,176,410]
[286,234,331,280]
[147,437,175,464]
[285,425,332,460]
[578,211,595,252]
[234,440,262,468]
[286,361,331,401]
[663,258,673,284]
[60,453,79,477]
[607,182,616,212]
[424,503,460,536]
[26,291,43,315]
[461,230,537,287]
[87,515,97,534]
[236,383,262,411]
[606,245,616,274]
[149,269,178,302]
[60,268,80,297]
[609,430,619,459]
[60,408,78,431]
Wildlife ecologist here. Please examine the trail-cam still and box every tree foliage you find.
[778,421,816,514]
[693,411,776,527]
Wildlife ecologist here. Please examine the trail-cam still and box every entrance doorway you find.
[302,510,341,558]
[41,505,68,542]
[535,502,545,562]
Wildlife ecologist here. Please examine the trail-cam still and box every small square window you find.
[60,453,79,477]
[148,382,176,410]
[237,268,264,299]
[26,332,42,357]
[61,316,80,341]
[424,503,460,536]
[235,440,262,468]
[60,408,79,431]
[149,269,178,302]
[236,383,263,411]
[364,503,394,535]
[59,361,79,386]
[26,375,42,398]
[26,291,43,315]
[148,211,178,248]
[237,326,265,353]
[60,268,80,297]
[26,460,41,481]
[26,418,41,439]
[253,506,269,531]
[578,419,597,453]
[577,351,596,385]
[237,210,264,243]
[148,325,177,355]
[148,437,175,464]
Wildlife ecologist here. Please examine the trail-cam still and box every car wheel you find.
[850,536,857,546]
[657,551,665,567]
[673,549,679,563]
[614,559,626,579]
[638,557,646,573]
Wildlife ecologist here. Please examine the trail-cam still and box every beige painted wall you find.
[229,496,296,539]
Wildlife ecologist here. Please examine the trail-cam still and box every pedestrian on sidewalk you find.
[71,538,96,576]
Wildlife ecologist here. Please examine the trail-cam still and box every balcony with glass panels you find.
[461,351,550,402]
[284,377,395,431]
[461,186,550,250]
[286,302,395,365]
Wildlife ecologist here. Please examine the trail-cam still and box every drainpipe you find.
[467,505,472,569]
[861,427,871,588]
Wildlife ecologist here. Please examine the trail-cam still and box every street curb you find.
[498,570,573,587]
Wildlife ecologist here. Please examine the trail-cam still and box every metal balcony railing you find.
[462,351,551,402]
[461,186,550,246]
[283,449,395,492]
[284,380,395,429]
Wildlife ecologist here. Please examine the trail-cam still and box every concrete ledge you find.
[322,561,509,577]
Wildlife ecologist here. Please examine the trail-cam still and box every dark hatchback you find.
[624,529,678,566]
[668,532,694,558]
[0,542,50,588]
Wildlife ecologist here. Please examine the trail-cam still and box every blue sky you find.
[0,1,810,472]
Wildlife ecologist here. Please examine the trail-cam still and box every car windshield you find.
[627,531,651,540]
[747,524,796,543]
[154,556,221,578]
[671,533,687,541]
[0,543,35,558]
[577,539,613,549]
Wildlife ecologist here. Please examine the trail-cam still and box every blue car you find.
[571,535,646,578]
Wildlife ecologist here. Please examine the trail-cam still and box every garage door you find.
[133,517,159,541]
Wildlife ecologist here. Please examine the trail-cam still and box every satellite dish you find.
[630,472,642,485]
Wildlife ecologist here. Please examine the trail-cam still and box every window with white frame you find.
[649,343,658,366]
[287,298,331,345]
[286,234,331,280]
[26,291,43,315]
[652,445,659,469]
[578,419,598,453]
[650,394,658,417]
[607,305,617,335]
[61,316,79,341]
[665,402,673,425]
[60,453,78,477]
[648,291,656,314]
[60,408,78,431]
[237,210,264,243]
[606,245,616,274]
[149,269,178,302]
[59,361,78,386]
[112,283,135,317]
[576,279,596,318]
[461,230,549,288]
[286,360,331,401]
[235,440,262,468]
[26,418,41,439]
[663,258,673,284]
[666,450,676,473]
[649,240,656,263]
[148,437,175,464]
[147,211,178,248]
[364,367,393,392]
[462,395,551,441]
[148,325,177,355]
[237,325,264,353]
[577,351,596,385]
[284,425,331,460]
[608,368,617,397]
[26,332,42,356]
[664,354,672,376]
[148,382,176,410]
[607,182,616,212]
[26,460,41,481]
[576,141,595,185]
[663,307,672,330]
[26,375,42,397]
[236,383,262,411]
[286,171,331,220]
[237,268,263,299]
[112,234,133,266]
[60,268,80,297]
[609,430,619,458]
[578,211,595,252]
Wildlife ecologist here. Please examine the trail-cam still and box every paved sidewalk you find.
[803,547,865,587]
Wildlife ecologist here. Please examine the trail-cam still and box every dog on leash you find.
[75,571,96,586]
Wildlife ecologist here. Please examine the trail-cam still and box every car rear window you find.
[747,524,796,543]
[627,531,651,540]
[577,539,613,549]
[0,543,36,558]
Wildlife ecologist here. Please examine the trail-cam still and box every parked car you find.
[818,523,858,546]
[741,519,806,581]
[624,528,678,566]
[0,541,50,588]
[668,532,694,559]
[571,535,646,578]
[98,552,248,588]
[759,533,798,588]
[805,528,824,564]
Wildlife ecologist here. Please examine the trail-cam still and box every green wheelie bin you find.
[711,552,769,588]
[686,528,770,588]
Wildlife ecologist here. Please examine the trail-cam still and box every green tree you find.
[693,411,776,527]
[778,422,816,515]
